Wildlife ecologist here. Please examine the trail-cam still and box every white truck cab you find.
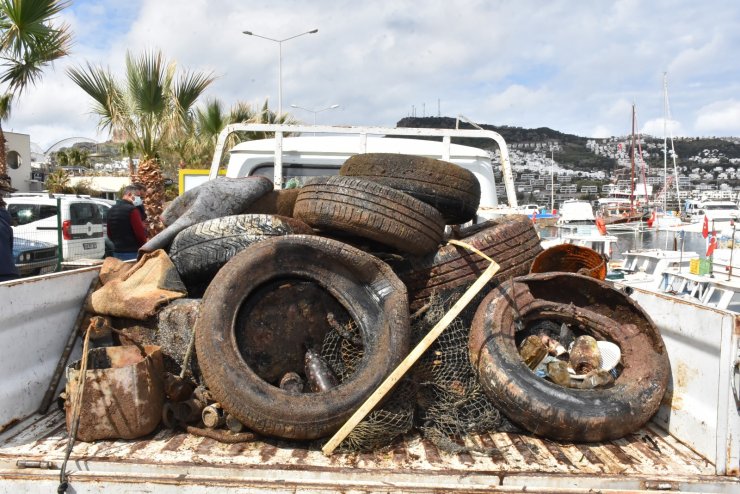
[207,124,520,220]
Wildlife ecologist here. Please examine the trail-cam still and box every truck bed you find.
[0,410,735,493]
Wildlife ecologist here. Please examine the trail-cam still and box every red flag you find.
[647,210,657,227]
[706,233,717,257]
[702,216,709,239]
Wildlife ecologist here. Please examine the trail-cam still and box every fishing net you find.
[411,290,514,454]
[320,313,417,453]
[319,289,515,454]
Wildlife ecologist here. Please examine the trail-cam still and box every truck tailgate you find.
[1,410,737,493]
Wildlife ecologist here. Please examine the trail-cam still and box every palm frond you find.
[0,0,71,93]
[0,0,70,54]
[0,92,12,120]
[67,62,123,132]
[126,50,167,116]
[229,100,256,123]
[174,69,215,119]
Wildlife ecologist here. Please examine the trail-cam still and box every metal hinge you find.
[16,459,57,469]
[643,480,678,490]
[732,356,740,408]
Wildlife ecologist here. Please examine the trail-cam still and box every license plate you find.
[83,242,97,250]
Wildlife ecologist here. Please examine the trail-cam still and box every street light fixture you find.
[242,28,319,118]
[290,104,340,125]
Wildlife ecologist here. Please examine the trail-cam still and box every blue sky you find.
[7,0,740,149]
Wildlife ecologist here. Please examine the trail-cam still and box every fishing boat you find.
[607,249,699,290]
[555,199,595,227]
[600,104,649,232]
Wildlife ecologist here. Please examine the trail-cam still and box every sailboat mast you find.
[664,73,681,211]
[663,74,668,213]
[630,103,636,213]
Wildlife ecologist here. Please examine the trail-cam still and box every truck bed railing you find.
[208,123,518,207]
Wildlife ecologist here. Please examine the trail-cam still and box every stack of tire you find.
[163,153,543,441]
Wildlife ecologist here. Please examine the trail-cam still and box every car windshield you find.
[7,204,57,226]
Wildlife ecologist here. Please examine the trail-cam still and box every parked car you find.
[4,194,105,261]
[12,236,58,276]
[91,198,115,257]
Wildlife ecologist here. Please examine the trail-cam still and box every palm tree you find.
[68,50,214,234]
[121,140,135,179]
[187,98,260,168]
[0,0,72,191]
[185,97,298,169]
[55,149,68,165]
[44,167,69,192]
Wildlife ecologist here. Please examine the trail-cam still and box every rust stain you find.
[727,433,739,477]
[675,361,698,388]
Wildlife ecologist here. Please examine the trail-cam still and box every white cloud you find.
[694,100,740,136]
[590,125,613,139]
[5,0,740,148]
[641,118,684,139]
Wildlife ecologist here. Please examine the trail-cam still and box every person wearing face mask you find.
[107,185,149,260]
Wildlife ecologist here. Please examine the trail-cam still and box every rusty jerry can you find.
[65,345,164,442]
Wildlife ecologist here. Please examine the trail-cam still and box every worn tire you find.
[195,235,410,440]
[392,215,542,310]
[169,214,314,285]
[293,176,444,256]
[242,189,300,217]
[469,272,670,442]
[340,153,481,225]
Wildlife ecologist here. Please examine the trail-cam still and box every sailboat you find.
[652,73,684,229]
[600,104,649,232]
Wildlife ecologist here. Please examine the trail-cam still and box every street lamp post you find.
[550,148,555,212]
[290,104,340,125]
[242,28,318,118]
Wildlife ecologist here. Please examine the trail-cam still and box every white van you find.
[5,194,105,261]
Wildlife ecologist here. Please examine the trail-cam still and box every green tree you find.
[68,50,214,233]
[0,0,72,191]
[55,148,68,165]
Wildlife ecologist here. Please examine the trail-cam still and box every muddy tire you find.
[340,153,481,225]
[468,272,670,442]
[242,189,300,217]
[293,176,444,256]
[392,215,542,310]
[195,235,410,440]
[169,214,314,285]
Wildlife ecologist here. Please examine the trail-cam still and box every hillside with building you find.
[399,117,740,209]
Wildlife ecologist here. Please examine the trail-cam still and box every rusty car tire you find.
[340,153,481,225]
[392,215,542,310]
[293,176,445,256]
[195,235,410,440]
[169,214,314,286]
[468,272,670,442]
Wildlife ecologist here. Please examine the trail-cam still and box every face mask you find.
[132,195,143,207]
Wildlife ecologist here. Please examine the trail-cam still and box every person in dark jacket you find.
[107,185,148,260]
[0,196,20,282]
